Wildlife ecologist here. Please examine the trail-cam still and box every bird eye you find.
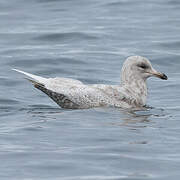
[137,63,148,69]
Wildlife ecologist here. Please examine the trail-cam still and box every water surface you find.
[0,0,180,179]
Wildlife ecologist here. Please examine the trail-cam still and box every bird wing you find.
[44,82,110,108]
[12,69,47,84]
[13,69,83,85]
[12,69,107,108]
[33,81,81,109]
[48,77,83,85]
[12,69,138,109]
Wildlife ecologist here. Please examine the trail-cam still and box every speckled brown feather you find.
[26,78,80,109]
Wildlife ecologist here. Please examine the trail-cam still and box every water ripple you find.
[35,32,98,42]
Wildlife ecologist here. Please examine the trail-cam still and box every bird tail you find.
[12,68,47,84]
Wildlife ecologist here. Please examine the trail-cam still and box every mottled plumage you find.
[13,56,167,109]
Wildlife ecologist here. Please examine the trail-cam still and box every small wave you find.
[36,0,72,3]
[160,40,180,48]
[103,0,136,7]
[0,98,19,105]
[35,32,98,42]
[9,56,87,74]
[168,0,180,5]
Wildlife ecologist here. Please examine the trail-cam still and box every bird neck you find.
[121,78,148,106]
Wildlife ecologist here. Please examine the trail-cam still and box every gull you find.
[13,56,167,109]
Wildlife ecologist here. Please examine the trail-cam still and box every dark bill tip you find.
[160,73,168,80]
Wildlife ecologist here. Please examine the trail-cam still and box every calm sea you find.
[0,0,180,179]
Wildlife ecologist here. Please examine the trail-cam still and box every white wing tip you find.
[12,68,17,71]
[12,68,31,75]
[12,68,22,73]
[12,68,46,84]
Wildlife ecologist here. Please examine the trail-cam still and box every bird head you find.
[121,56,167,84]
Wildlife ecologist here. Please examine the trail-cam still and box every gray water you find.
[0,0,180,179]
